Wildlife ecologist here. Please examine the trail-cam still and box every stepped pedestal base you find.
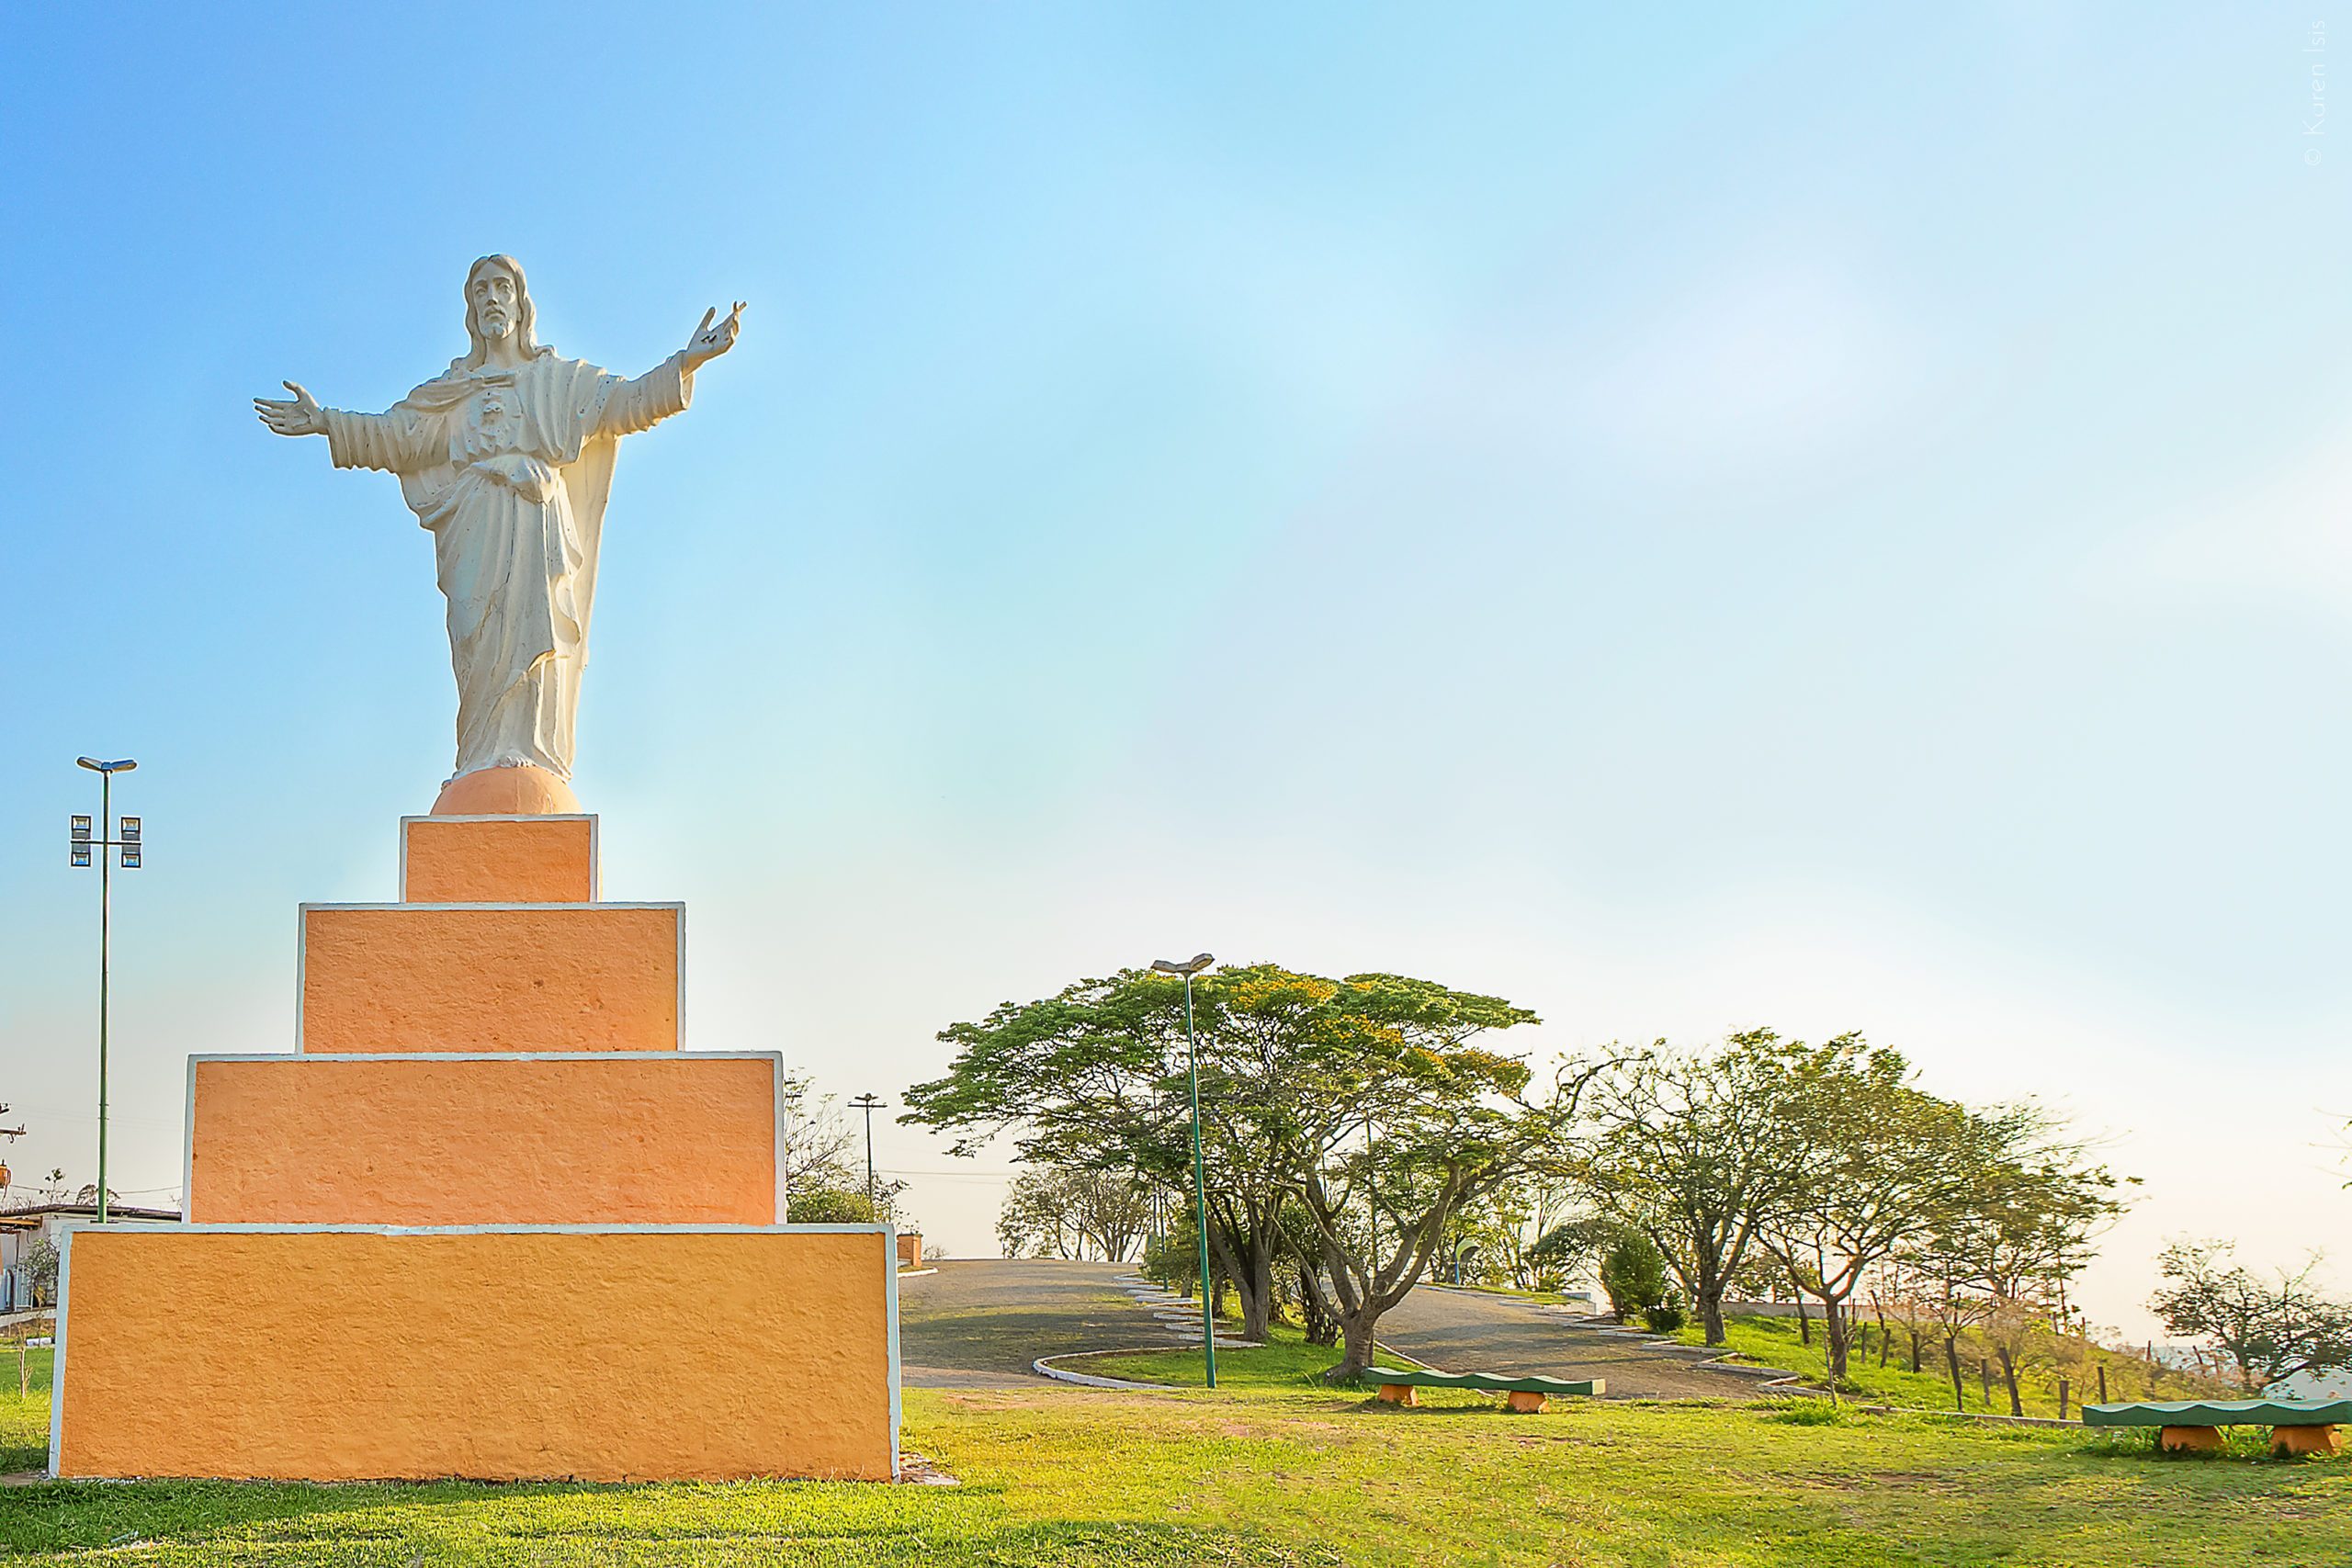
[57,812,898,1483]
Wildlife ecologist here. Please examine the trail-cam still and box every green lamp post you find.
[1151,953,1216,1388]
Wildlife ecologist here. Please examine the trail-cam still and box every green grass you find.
[1,1345,53,1472]
[2,1385,2347,1565]
[1077,1321,1349,1388]
[1668,1315,2216,1417]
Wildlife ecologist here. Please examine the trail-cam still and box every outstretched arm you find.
[254,381,326,437]
[258,381,437,473]
[597,302,748,439]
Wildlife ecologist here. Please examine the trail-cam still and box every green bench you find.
[1367,1368,1605,1413]
[2083,1398,2352,1455]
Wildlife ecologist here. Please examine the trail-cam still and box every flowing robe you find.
[323,349,693,783]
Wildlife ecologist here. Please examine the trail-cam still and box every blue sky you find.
[5,5,2349,1335]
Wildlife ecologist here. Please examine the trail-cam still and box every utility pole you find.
[851,1093,886,1219]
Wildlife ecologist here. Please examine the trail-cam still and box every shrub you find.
[1644,1300,1687,1334]
[1770,1399,1849,1427]
[786,1189,876,1224]
[1599,1233,1667,1323]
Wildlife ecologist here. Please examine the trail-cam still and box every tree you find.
[781,1074,861,1200]
[1580,1031,1813,1345]
[2149,1239,2352,1393]
[996,1166,1152,1260]
[906,961,1592,1373]
[1527,1216,1616,1295]
[903,964,1306,1340]
[18,1238,57,1307]
[1906,1101,2132,1411]
[1750,1038,1983,1390]
[1246,970,1596,1381]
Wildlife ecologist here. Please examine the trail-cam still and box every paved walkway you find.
[897,1259,1173,1387]
[894,1262,1781,1399]
[1379,1286,1782,1399]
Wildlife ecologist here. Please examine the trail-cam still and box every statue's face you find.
[470,266,521,341]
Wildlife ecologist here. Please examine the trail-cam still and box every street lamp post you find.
[1151,952,1216,1390]
[69,757,141,1225]
[851,1093,886,1220]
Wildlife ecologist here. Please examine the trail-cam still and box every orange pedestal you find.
[2272,1424,2340,1457]
[54,1226,896,1481]
[2161,1426,2227,1453]
[401,815,597,903]
[300,904,682,1053]
[187,1053,783,1225]
[55,815,898,1481]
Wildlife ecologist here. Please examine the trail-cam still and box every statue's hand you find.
[681,302,746,369]
[254,381,326,437]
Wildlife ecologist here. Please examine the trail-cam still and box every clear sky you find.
[4,5,2348,1339]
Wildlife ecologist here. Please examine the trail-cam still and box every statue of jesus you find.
[256,255,743,815]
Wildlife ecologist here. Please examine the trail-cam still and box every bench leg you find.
[2160,1426,2225,1453]
[2272,1425,2340,1457]
[1503,1391,1549,1414]
[1378,1384,1418,1406]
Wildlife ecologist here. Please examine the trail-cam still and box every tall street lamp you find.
[1151,952,1216,1389]
[70,757,141,1225]
[851,1093,886,1220]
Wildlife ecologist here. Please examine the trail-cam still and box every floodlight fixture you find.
[1151,953,1215,976]
[76,758,136,774]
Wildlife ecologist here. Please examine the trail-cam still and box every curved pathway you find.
[1377,1286,1784,1399]
[895,1262,1784,1398]
[896,1258,1172,1387]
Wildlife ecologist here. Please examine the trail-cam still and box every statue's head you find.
[461,254,540,366]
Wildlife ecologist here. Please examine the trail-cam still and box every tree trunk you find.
[1875,1302,1890,1368]
[1909,1329,1922,1375]
[1336,1314,1381,1382]
[1945,1335,1965,1411]
[1204,1213,1278,1342]
[1996,1344,2022,1416]
[1795,1295,1812,1346]
[1694,1250,1728,1348]
[1239,1243,1273,1341]
[1299,1262,1339,1348]
[1823,1299,1849,1386]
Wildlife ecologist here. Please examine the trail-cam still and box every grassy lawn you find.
[2,1372,2347,1564]
[1669,1315,2216,1417]
[1,1345,53,1472]
[1080,1321,1349,1388]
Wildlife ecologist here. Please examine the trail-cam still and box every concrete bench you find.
[2083,1398,2352,1455]
[1367,1368,1604,1413]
